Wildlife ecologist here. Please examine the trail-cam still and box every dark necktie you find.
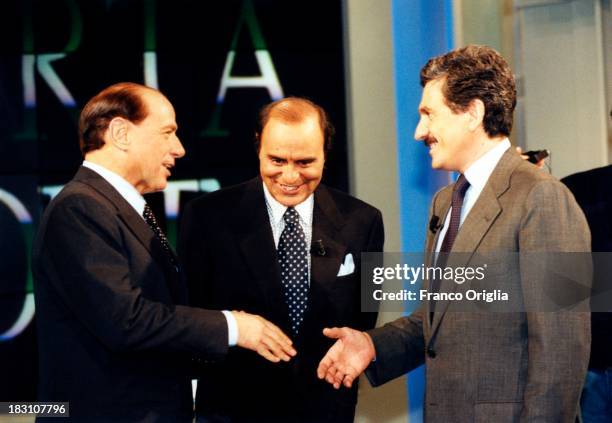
[278,207,309,336]
[143,204,178,270]
[431,175,470,315]
[439,174,470,254]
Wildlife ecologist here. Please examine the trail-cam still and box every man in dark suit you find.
[562,165,612,422]
[32,82,295,422]
[179,97,384,422]
[317,45,591,422]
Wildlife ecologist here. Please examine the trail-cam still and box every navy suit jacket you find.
[179,178,384,422]
[563,165,612,370]
[33,167,228,422]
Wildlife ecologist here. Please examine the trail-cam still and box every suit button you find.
[427,346,436,358]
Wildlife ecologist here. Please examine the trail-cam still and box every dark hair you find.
[420,45,517,137]
[79,82,154,155]
[255,97,335,155]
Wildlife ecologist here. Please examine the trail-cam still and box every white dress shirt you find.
[263,182,314,284]
[435,138,511,252]
[81,161,238,346]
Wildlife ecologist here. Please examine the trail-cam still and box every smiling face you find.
[258,115,325,207]
[414,78,474,173]
[125,91,185,194]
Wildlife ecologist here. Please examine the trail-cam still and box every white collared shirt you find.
[263,182,314,284]
[81,161,238,346]
[82,161,146,218]
[435,138,511,252]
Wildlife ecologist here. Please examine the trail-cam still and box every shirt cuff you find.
[221,310,238,347]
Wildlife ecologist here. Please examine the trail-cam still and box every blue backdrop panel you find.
[391,0,455,421]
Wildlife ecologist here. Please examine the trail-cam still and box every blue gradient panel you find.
[391,0,455,421]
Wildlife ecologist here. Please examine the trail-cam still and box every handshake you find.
[234,311,372,389]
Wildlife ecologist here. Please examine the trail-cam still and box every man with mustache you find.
[317,45,591,422]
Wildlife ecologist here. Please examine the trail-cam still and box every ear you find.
[467,99,485,132]
[108,117,130,151]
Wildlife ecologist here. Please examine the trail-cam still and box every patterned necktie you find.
[431,174,470,315]
[439,174,471,254]
[143,204,178,270]
[278,207,309,336]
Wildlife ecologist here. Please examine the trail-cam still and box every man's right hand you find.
[232,311,296,363]
[317,327,376,389]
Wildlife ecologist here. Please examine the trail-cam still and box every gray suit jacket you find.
[366,149,591,422]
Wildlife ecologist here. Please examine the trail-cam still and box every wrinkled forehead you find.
[263,116,324,147]
[264,108,321,131]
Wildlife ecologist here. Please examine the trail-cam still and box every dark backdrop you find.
[0,0,347,400]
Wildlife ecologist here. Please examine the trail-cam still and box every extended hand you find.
[232,311,296,363]
[317,327,376,389]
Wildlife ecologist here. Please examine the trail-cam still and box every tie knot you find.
[283,207,300,226]
[453,174,470,197]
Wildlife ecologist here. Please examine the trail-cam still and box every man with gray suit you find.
[317,45,591,422]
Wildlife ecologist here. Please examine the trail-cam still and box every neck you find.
[458,134,505,173]
[85,149,131,184]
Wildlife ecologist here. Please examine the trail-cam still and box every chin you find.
[274,190,308,206]
[151,181,168,193]
[430,156,446,170]
[278,196,303,207]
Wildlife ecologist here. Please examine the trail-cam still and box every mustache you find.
[424,136,438,146]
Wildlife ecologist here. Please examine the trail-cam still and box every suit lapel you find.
[430,149,520,334]
[235,179,289,329]
[117,208,185,301]
[74,167,182,297]
[430,190,502,332]
[450,187,501,254]
[426,189,452,256]
[451,149,519,254]
[425,188,451,332]
[310,186,347,292]
[303,186,347,339]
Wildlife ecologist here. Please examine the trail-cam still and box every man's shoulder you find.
[34,176,120,253]
[561,164,612,196]
[318,184,382,220]
[562,164,612,184]
[509,160,570,197]
[47,176,116,216]
[315,184,380,212]
[495,161,587,229]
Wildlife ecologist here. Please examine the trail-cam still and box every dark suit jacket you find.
[179,178,384,423]
[562,165,612,370]
[32,167,229,422]
[366,149,591,422]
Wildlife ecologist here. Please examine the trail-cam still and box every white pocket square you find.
[337,253,355,277]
